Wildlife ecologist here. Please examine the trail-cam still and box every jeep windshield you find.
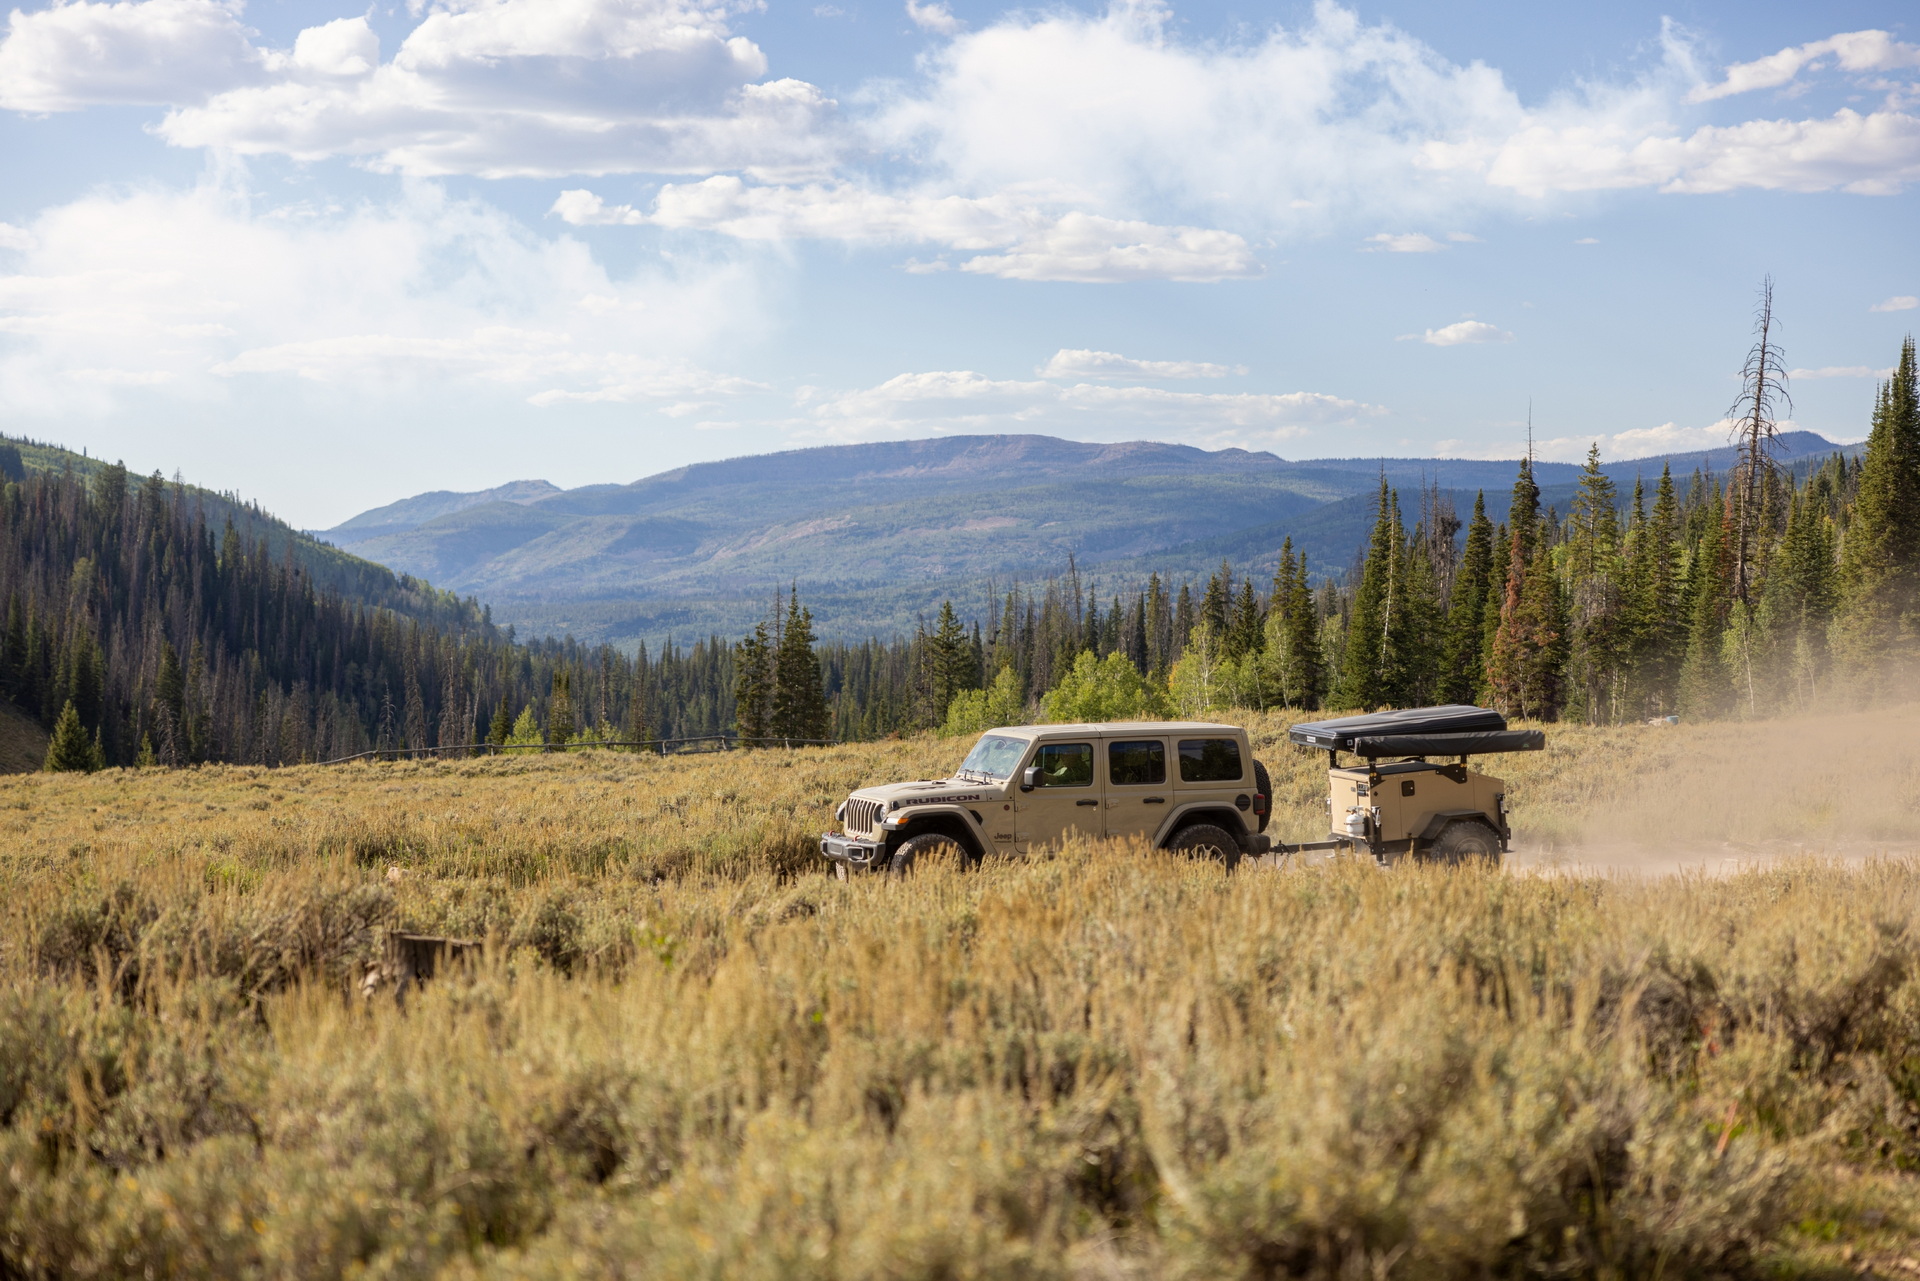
[956,733,1027,782]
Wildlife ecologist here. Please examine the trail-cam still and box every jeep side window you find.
[1107,740,1166,786]
[1032,743,1093,787]
[1178,738,1243,783]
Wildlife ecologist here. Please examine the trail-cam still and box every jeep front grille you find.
[844,799,884,837]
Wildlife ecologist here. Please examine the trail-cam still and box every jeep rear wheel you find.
[1168,822,1241,870]
[1425,820,1502,866]
[889,831,970,875]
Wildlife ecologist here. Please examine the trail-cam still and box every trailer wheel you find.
[1426,820,1502,866]
[889,831,970,875]
[1169,822,1242,870]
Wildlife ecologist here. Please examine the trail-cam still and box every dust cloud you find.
[1506,701,1920,878]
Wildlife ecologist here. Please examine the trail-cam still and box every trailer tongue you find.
[1272,704,1546,866]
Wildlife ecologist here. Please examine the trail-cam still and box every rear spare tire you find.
[1252,760,1272,833]
[1168,822,1242,870]
[1425,820,1502,866]
[888,831,971,875]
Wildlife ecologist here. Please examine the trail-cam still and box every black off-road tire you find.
[888,831,971,875]
[1425,820,1502,867]
[1252,760,1273,834]
[1168,822,1242,870]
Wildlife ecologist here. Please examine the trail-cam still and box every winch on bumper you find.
[820,832,887,870]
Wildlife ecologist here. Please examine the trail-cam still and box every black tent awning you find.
[1288,704,1507,751]
[1349,729,1545,758]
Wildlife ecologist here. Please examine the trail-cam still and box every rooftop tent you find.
[1288,705,1544,758]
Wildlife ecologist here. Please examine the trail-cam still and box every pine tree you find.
[1630,463,1686,716]
[928,600,972,720]
[1762,479,1838,707]
[548,670,576,747]
[44,700,96,772]
[488,695,513,746]
[1679,494,1734,719]
[1834,336,1920,686]
[769,591,828,743]
[733,609,773,743]
[1336,480,1399,710]
[1439,492,1494,703]
[1565,444,1626,723]
[1389,515,1445,705]
[1229,577,1263,660]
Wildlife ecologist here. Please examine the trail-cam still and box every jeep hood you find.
[851,777,1005,804]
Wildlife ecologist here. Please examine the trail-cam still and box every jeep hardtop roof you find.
[982,721,1245,739]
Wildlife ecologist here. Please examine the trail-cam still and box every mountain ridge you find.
[318,430,1854,649]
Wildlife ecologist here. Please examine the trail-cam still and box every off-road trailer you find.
[1267,704,1545,866]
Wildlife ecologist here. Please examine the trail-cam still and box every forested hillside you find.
[0,442,751,768]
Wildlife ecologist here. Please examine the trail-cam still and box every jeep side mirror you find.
[1021,765,1039,792]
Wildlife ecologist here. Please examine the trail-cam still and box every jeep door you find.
[1174,734,1250,832]
[1102,736,1170,844]
[1014,738,1100,851]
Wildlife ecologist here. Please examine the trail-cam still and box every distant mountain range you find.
[315,431,1853,649]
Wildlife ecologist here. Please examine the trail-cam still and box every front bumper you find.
[821,832,886,870]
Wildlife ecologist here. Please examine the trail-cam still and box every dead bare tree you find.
[1727,276,1791,605]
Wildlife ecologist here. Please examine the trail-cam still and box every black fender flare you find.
[891,809,987,862]
[1158,805,1253,852]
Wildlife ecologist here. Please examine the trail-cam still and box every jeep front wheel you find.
[889,831,970,875]
[1168,822,1241,870]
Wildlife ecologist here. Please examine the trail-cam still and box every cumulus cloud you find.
[1366,232,1446,253]
[1038,349,1243,380]
[553,179,1260,281]
[801,369,1378,443]
[1688,29,1920,103]
[904,0,962,36]
[0,0,265,111]
[1401,320,1512,346]
[1871,295,1918,312]
[0,177,759,417]
[0,0,842,178]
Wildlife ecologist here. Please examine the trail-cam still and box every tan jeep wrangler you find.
[820,721,1274,876]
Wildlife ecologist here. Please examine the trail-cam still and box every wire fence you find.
[314,734,839,767]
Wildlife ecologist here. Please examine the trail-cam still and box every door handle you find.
[1076,799,1098,807]
[1143,797,1165,804]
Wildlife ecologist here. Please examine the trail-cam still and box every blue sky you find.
[1,0,1916,528]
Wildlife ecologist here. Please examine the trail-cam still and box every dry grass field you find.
[3,706,1920,1277]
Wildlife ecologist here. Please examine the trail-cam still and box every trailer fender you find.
[1417,809,1498,843]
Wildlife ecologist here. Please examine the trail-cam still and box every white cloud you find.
[1039,349,1244,380]
[1446,231,1480,242]
[904,0,961,36]
[0,176,760,417]
[1789,365,1894,380]
[555,179,1260,281]
[1574,236,1599,244]
[803,369,1379,442]
[0,224,32,252]
[47,0,843,179]
[1366,232,1446,253]
[1400,320,1511,346]
[0,0,265,111]
[1871,295,1918,312]
[1688,30,1920,103]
